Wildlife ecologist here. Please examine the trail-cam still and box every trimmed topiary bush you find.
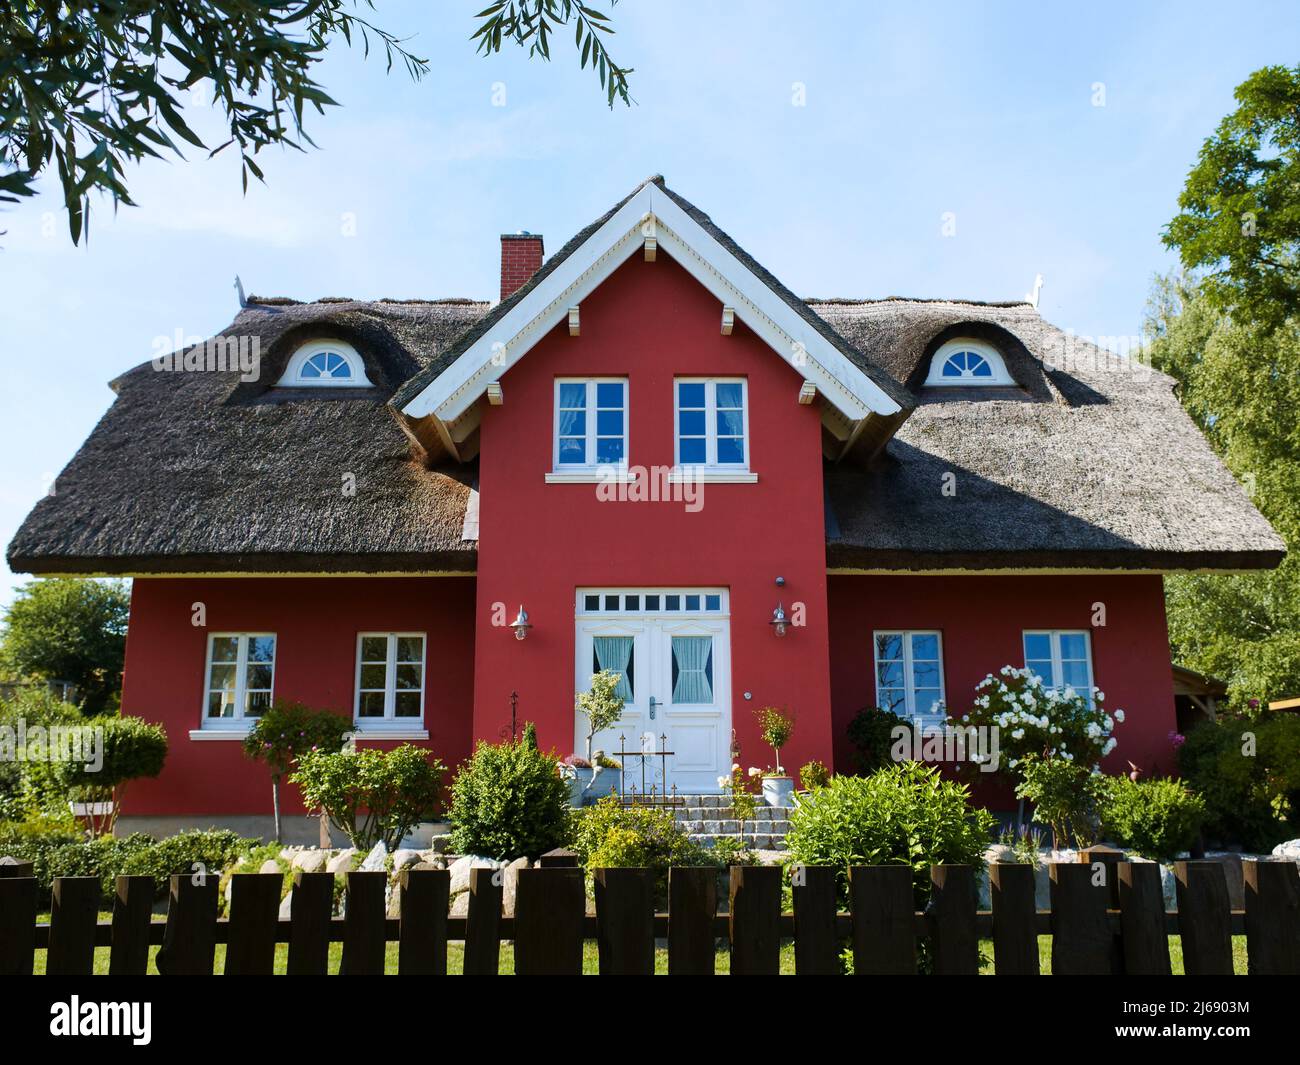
[58,714,168,834]
[784,762,995,902]
[447,723,571,860]
[1100,776,1206,862]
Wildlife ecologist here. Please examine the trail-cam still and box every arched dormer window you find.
[924,338,1014,387]
[276,339,373,388]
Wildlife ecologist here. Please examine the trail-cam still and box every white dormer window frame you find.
[923,338,1014,387]
[276,339,374,388]
[671,377,757,483]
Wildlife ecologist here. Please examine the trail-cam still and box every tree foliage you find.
[1,1,628,242]
[0,578,130,714]
[1163,65,1300,329]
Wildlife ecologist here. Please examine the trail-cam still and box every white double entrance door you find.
[574,588,731,794]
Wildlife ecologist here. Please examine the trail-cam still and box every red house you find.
[7,177,1283,841]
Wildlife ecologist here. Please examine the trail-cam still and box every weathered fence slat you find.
[514,866,585,976]
[988,863,1037,975]
[398,868,449,976]
[341,870,387,975]
[0,858,34,879]
[729,865,782,975]
[928,865,978,974]
[47,876,102,976]
[594,867,655,975]
[1243,859,1300,976]
[108,875,156,976]
[849,865,915,975]
[462,866,503,976]
[0,875,38,975]
[1117,862,1171,975]
[156,873,218,975]
[1049,863,1113,975]
[224,873,282,976]
[1174,861,1234,976]
[286,870,333,975]
[668,865,716,975]
[792,864,839,975]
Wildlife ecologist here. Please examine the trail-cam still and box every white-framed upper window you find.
[873,630,945,723]
[1023,630,1095,702]
[276,339,374,388]
[355,633,426,726]
[203,634,276,726]
[554,379,627,469]
[675,378,748,468]
[923,338,1014,387]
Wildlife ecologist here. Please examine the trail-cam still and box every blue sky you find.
[2,0,1298,604]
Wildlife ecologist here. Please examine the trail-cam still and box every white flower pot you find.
[762,776,794,807]
[70,800,114,817]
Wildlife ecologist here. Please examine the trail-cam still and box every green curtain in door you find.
[593,636,634,702]
[672,636,713,703]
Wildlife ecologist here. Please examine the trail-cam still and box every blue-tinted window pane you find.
[596,410,622,435]
[1027,660,1055,686]
[248,636,276,663]
[877,661,904,688]
[679,410,706,436]
[1062,660,1091,689]
[685,594,701,610]
[678,382,706,407]
[559,383,586,408]
[665,595,681,610]
[679,438,706,464]
[1060,633,1088,660]
[971,357,992,377]
[915,689,943,715]
[596,437,624,463]
[596,382,624,407]
[912,662,941,688]
[716,437,745,464]
[301,359,323,378]
[716,409,744,436]
[559,438,586,464]
[1023,633,1052,661]
[876,633,903,661]
[715,382,743,408]
[645,595,660,610]
[941,357,962,377]
[878,689,907,715]
[584,595,600,611]
[911,633,939,660]
[705,594,721,611]
[557,409,584,436]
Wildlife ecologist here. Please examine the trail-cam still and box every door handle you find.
[648,696,659,721]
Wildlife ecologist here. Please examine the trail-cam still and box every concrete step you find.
[689,833,789,851]
[677,819,792,835]
[671,806,792,820]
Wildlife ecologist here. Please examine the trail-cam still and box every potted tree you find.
[572,669,626,804]
[757,706,796,806]
[62,715,168,836]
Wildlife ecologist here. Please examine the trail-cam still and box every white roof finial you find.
[1025,273,1044,309]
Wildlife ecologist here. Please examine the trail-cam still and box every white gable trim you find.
[399,184,902,424]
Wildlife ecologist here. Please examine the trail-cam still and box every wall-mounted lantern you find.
[510,605,532,641]
[770,603,789,637]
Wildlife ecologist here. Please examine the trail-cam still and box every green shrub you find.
[0,690,85,821]
[119,828,249,888]
[292,744,445,852]
[799,760,830,790]
[784,762,995,902]
[1099,776,1206,862]
[58,714,168,834]
[571,796,705,869]
[1014,757,1105,850]
[1177,712,1300,849]
[447,723,570,859]
[845,706,907,774]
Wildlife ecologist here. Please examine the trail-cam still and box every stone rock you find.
[1271,839,1300,863]
[278,891,293,920]
[448,855,503,895]
[278,847,300,863]
[292,849,327,873]
[359,842,387,872]
[391,849,423,871]
[326,849,356,874]
[259,859,282,875]
[450,890,470,918]
[501,857,530,916]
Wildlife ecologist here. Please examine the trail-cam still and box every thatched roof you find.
[813,299,1284,570]
[7,192,1284,577]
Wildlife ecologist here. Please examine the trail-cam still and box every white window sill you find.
[350,727,429,741]
[545,468,635,484]
[189,728,251,741]
[667,467,758,484]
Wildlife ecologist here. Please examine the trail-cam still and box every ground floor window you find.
[873,630,945,723]
[356,633,426,726]
[204,634,276,725]
[1023,630,1094,701]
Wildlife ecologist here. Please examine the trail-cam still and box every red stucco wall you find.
[472,250,836,779]
[826,573,1179,784]
[121,576,476,816]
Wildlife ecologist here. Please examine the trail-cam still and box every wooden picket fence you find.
[1,854,1298,975]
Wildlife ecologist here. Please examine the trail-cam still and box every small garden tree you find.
[291,744,445,852]
[58,715,168,836]
[242,700,352,842]
[756,705,794,774]
[576,670,625,762]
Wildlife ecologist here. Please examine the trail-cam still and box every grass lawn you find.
[33,933,1250,974]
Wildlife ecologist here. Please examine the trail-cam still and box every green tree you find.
[1145,273,1300,707]
[1163,65,1300,329]
[0,578,130,714]
[1,1,629,242]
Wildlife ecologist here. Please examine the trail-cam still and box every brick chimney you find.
[500,232,545,301]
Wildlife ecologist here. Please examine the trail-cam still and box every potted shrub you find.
[559,754,592,807]
[60,714,168,836]
[756,706,795,806]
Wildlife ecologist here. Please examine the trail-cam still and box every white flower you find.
[731,763,740,773]
[1095,691,1106,702]
[1113,709,1124,723]
[747,767,761,778]
[716,776,729,789]
[1011,729,1025,740]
